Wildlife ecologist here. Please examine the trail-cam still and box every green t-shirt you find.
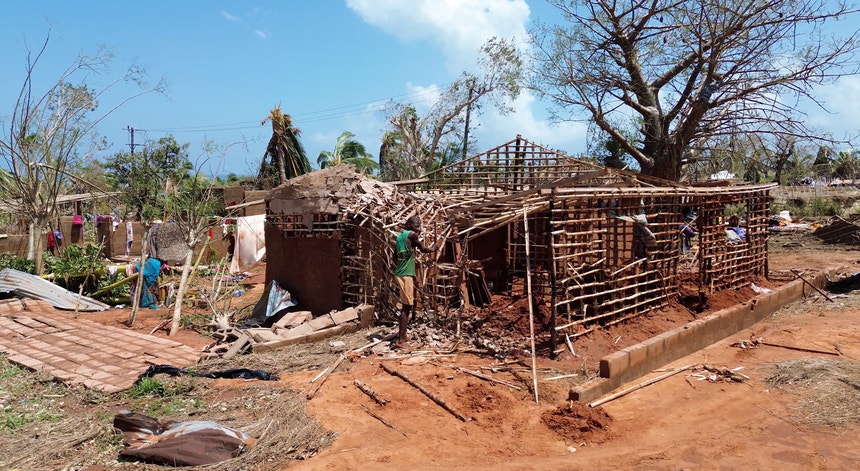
[394,230,415,277]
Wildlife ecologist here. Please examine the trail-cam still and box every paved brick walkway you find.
[0,299,200,393]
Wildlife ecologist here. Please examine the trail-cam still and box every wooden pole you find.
[548,194,558,359]
[306,354,345,400]
[589,364,694,408]
[128,227,150,327]
[354,379,390,406]
[760,341,839,356]
[523,208,539,404]
[381,363,467,422]
[790,269,834,302]
[454,367,522,390]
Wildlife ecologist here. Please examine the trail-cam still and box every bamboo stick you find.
[360,403,407,436]
[589,364,694,407]
[523,208,540,404]
[306,354,345,400]
[790,269,834,302]
[760,341,839,356]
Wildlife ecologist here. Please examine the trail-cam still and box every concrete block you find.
[646,334,666,360]
[356,304,375,327]
[626,344,648,371]
[600,351,629,378]
[330,307,358,325]
[279,323,315,339]
[271,311,312,329]
[246,328,283,343]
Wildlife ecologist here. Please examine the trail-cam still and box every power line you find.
[142,84,453,134]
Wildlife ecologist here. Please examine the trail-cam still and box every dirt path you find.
[12,236,854,470]
[286,242,860,471]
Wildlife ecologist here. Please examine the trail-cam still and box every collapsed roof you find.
[263,136,774,354]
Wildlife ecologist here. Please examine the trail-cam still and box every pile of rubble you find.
[202,304,375,359]
[813,216,860,245]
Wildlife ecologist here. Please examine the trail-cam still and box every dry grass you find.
[764,357,860,427]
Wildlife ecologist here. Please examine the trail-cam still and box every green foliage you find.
[0,356,24,379]
[317,131,379,174]
[43,243,106,292]
[258,106,312,189]
[1,413,28,431]
[773,197,840,218]
[103,136,193,222]
[0,253,36,274]
[724,203,747,218]
[128,377,190,398]
[126,377,202,417]
[0,355,64,433]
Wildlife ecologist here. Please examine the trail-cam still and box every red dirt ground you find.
[84,238,860,470]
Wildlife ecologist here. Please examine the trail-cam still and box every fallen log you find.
[361,403,406,436]
[589,364,694,408]
[381,363,468,422]
[354,379,389,406]
[306,354,345,400]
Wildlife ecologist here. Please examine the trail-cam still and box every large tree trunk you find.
[169,248,195,336]
[31,217,48,276]
[639,144,684,182]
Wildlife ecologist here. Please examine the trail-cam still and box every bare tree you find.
[104,136,191,326]
[531,0,860,181]
[0,34,161,273]
[384,37,522,179]
[164,170,221,336]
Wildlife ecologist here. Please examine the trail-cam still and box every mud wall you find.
[264,222,344,315]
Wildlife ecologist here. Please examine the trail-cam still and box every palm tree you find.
[257,106,312,188]
[317,131,379,174]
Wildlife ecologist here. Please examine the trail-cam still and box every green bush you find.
[0,254,36,274]
[43,243,107,292]
[773,197,840,218]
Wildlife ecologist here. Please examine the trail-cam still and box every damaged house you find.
[263,136,773,353]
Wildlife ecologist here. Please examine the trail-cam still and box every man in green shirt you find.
[393,216,437,350]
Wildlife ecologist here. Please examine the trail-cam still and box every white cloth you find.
[126,221,134,256]
[229,215,266,274]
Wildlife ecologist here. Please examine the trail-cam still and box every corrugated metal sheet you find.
[0,268,110,312]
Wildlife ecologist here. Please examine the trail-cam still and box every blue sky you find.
[2,1,859,178]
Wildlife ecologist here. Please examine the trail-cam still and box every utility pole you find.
[461,84,474,161]
[126,126,142,155]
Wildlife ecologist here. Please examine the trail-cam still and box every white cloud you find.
[347,0,531,72]
[221,10,240,22]
[474,93,589,156]
[254,30,269,40]
[803,76,860,143]
[404,82,443,113]
[345,0,588,155]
